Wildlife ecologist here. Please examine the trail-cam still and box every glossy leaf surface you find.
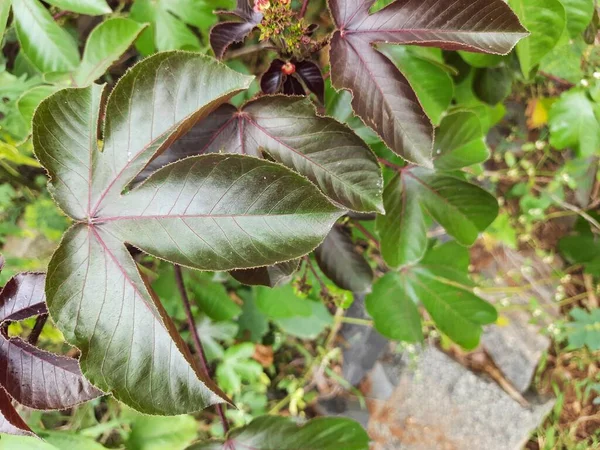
[328,0,527,165]
[231,260,299,287]
[367,243,497,349]
[0,272,46,322]
[144,96,383,213]
[32,52,343,415]
[315,226,373,294]
[187,415,369,450]
[0,388,33,437]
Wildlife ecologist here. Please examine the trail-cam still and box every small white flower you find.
[533,308,543,318]
[593,72,600,80]
[535,140,545,150]
[560,275,572,284]
[581,79,590,87]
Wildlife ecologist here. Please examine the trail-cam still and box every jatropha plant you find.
[1,0,527,447]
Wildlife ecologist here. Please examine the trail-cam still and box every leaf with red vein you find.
[32,52,343,415]
[328,0,528,165]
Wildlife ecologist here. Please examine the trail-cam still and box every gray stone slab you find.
[367,347,554,450]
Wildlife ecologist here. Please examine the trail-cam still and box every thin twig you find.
[304,256,328,292]
[300,0,310,18]
[28,314,48,346]
[351,220,380,248]
[174,265,229,434]
[224,42,272,60]
[378,157,404,171]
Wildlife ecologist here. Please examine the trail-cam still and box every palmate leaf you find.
[32,52,343,415]
[0,272,102,436]
[367,242,497,349]
[187,415,369,450]
[328,0,527,165]
[141,96,383,213]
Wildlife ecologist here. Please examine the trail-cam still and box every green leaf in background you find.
[187,415,369,450]
[381,45,454,125]
[130,0,201,55]
[433,111,489,171]
[189,273,241,322]
[195,316,238,361]
[559,0,595,36]
[12,0,80,73]
[566,308,600,351]
[126,412,197,450]
[0,435,57,449]
[368,242,497,349]
[549,90,600,157]
[366,272,423,343]
[163,0,232,30]
[0,0,11,43]
[509,0,566,77]
[216,343,263,396]
[254,285,312,319]
[539,31,586,83]
[237,291,269,343]
[376,168,498,268]
[43,0,111,15]
[457,51,505,68]
[41,432,108,450]
[73,18,146,87]
[17,85,59,129]
[473,66,513,105]
[274,300,333,339]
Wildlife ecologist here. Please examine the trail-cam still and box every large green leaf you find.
[376,168,498,268]
[188,273,241,322]
[368,243,496,349]
[43,0,111,15]
[366,272,423,343]
[32,52,342,415]
[274,300,332,339]
[549,90,600,157]
[12,0,80,73]
[254,285,312,319]
[144,97,383,213]
[187,415,369,450]
[510,0,566,77]
[559,0,595,36]
[73,18,146,87]
[539,30,586,83]
[434,111,489,171]
[381,46,454,126]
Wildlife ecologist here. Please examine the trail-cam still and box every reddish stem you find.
[300,0,310,18]
[28,314,48,346]
[378,157,404,172]
[352,221,380,248]
[174,265,229,434]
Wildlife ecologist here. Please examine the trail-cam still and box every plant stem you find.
[377,157,404,171]
[174,265,229,434]
[300,0,310,18]
[351,220,380,248]
[28,314,48,345]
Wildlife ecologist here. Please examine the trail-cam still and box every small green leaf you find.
[539,30,586,83]
[126,412,198,450]
[73,18,146,87]
[434,111,489,171]
[510,0,566,77]
[188,273,241,322]
[274,300,333,339]
[195,316,238,361]
[43,0,111,15]
[12,0,80,73]
[216,343,263,395]
[549,90,600,157]
[0,0,11,43]
[237,291,269,343]
[17,85,59,130]
[366,272,423,343]
[457,51,505,68]
[566,308,600,351]
[254,285,312,319]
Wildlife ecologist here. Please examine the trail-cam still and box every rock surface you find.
[366,347,554,450]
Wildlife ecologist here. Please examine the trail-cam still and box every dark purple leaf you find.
[231,260,300,287]
[260,59,285,95]
[282,76,306,96]
[295,60,324,103]
[210,0,263,59]
[315,226,373,294]
[0,387,34,437]
[140,96,383,213]
[0,337,103,410]
[328,0,528,165]
[0,273,47,323]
